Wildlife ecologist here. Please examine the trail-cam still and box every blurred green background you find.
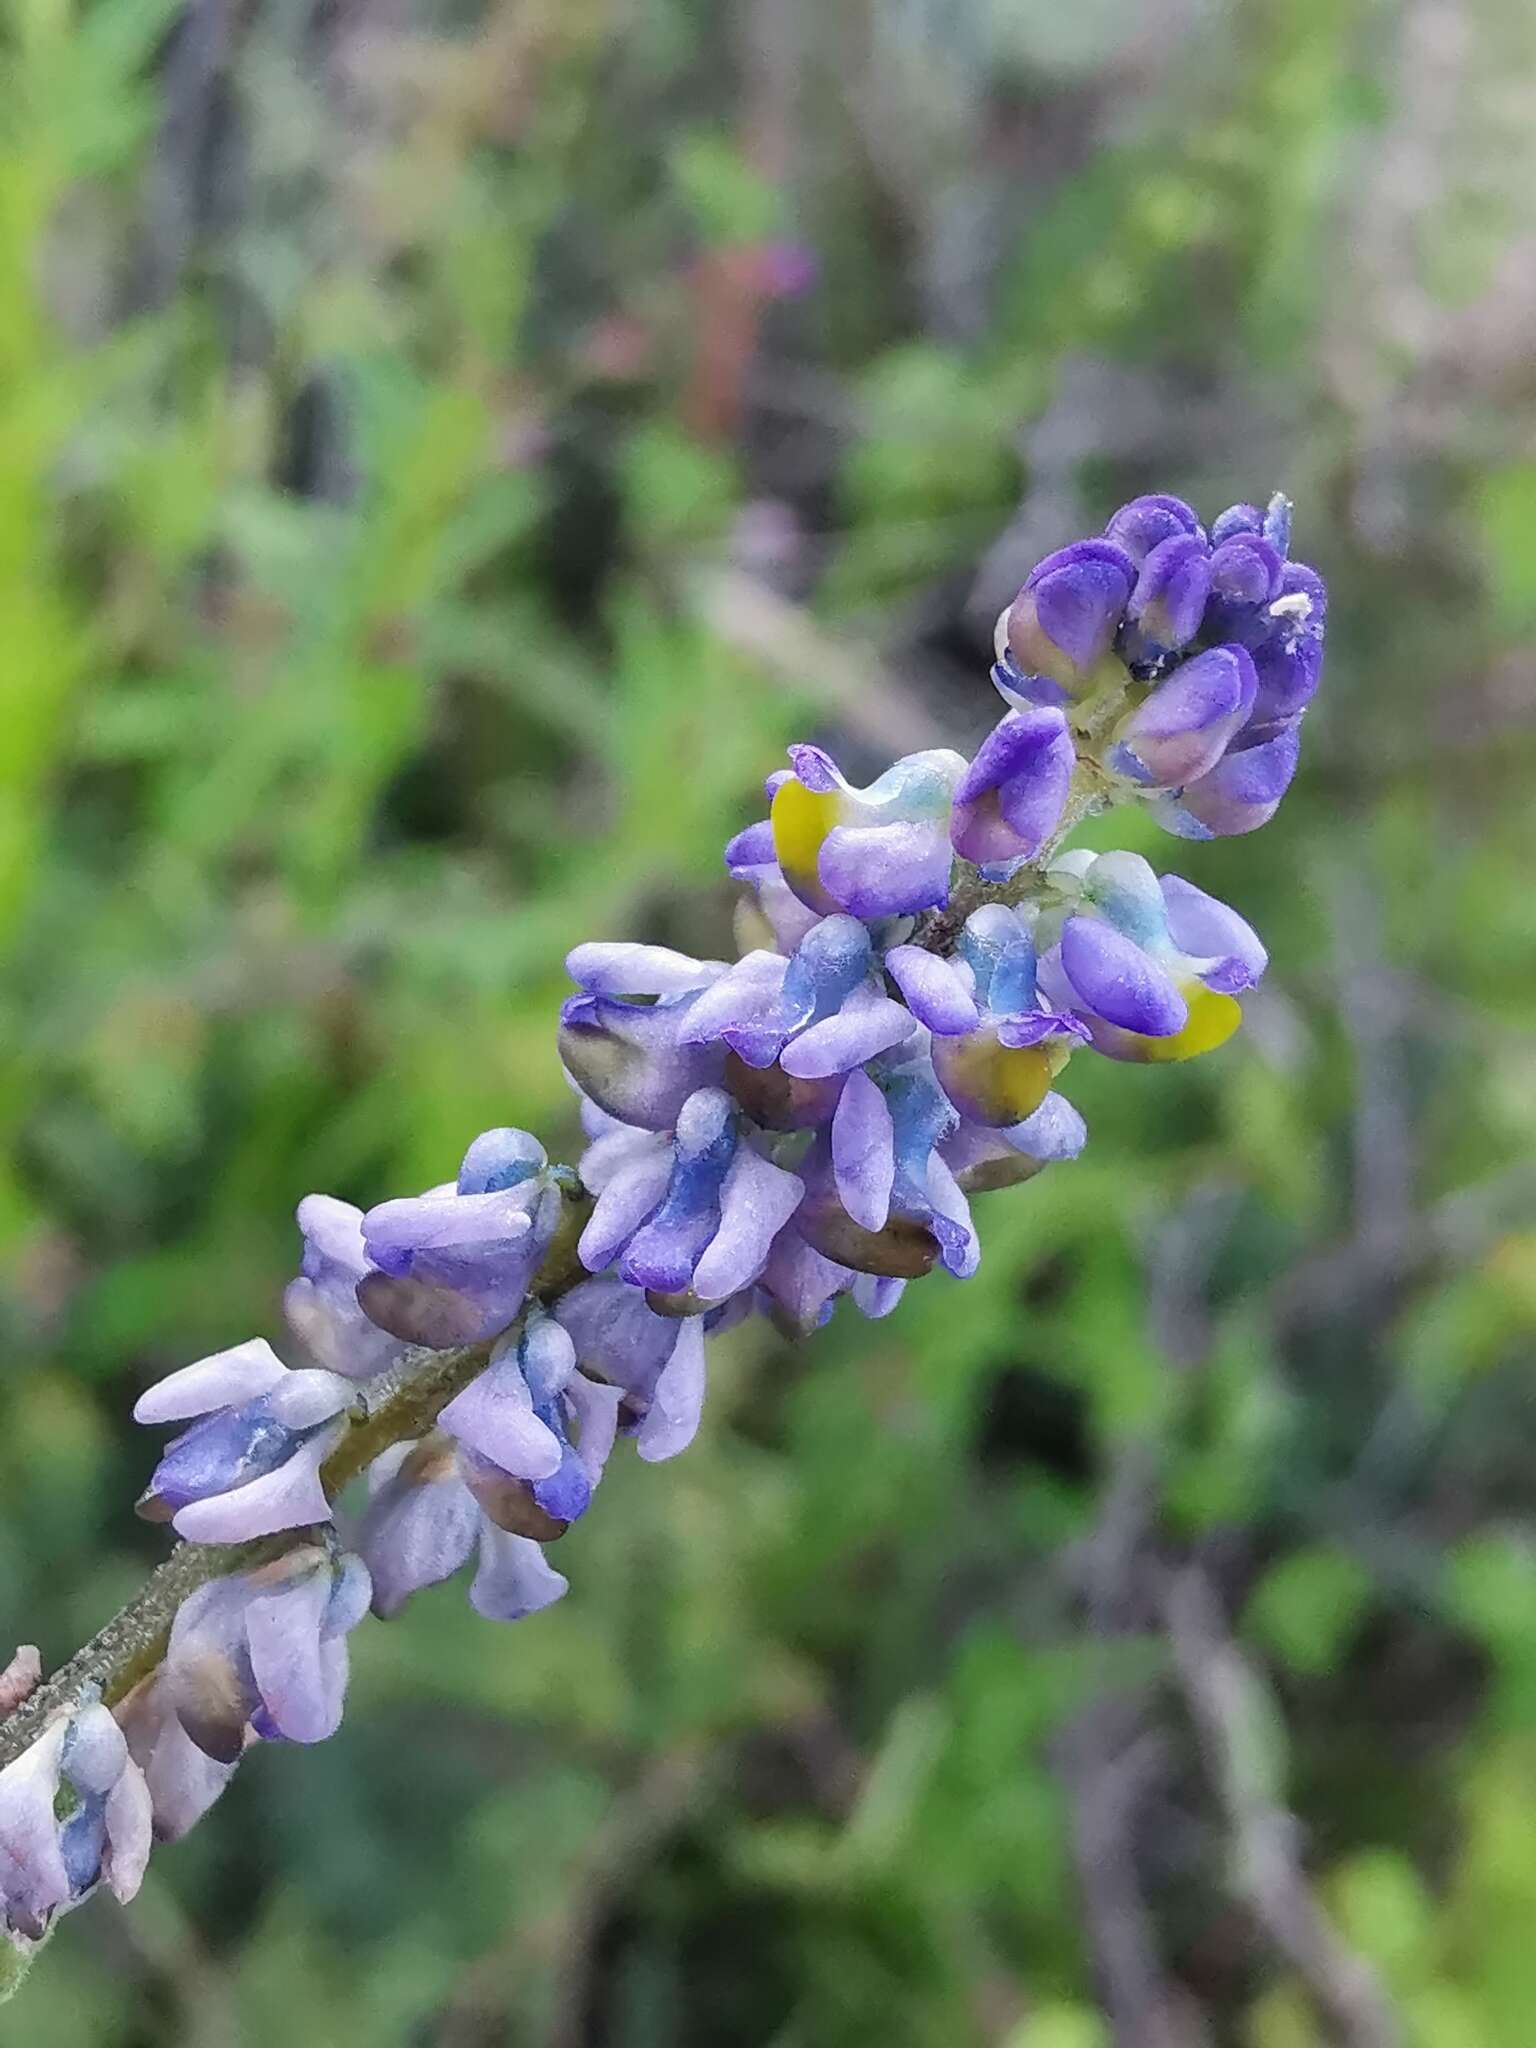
[3,0,1536,2040]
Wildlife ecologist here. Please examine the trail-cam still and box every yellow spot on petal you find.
[771,776,840,911]
[936,1032,1056,1125]
[1138,984,1242,1063]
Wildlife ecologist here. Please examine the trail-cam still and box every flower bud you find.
[769,743,967,919]
[284,1196,405,1379]
[1123,533,1212,657]
[1104,493,1204,563]
[134,1339,355,1543]
[1107,644,1257,790]
[359,1163,564,1347]
[1000,539,1137,695]
[949,708,1075,874]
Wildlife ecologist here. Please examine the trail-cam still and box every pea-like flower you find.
[940,1089,1089,1194]
[723,816,824,954]
[355,1434,574,1624]
[1104,492,1206,563]
[440,1312,619,1530]
[116,1674,238,1843]
[1155,717,1303,839]
[995,538,1138,703]
[949,708,1076,876]
[797,1051,979,1281]
[577,1086,804,1312]
[1040,850,1267,1062]
[760,742,968,920]
[134,1338,357,1542]
[161,1544,372,1763]
[1244,563,1328,724]
[559,951,728,1131]
[554,1275,715,1462]
[284,1194,406,1380]
[0,1704,151,1941]
[894,905,1087,1128]
[358,1129,565,1347]
[678,914,915,1083]
[1118,531,1213,663]
[1107,644,1258,791]
[754,1223,906,1338]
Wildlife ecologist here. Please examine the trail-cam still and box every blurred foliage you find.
[2,0,1536,2041]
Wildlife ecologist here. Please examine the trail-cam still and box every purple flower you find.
[116,1675,238,1843]
[1039,850,1265,1062]
[134,1338,356,1543]
[0,1704,152,1941]
[626,1314,708,1461]
[554,1276,714,1462]
[1239,564,1328,725]
[941,1090,1088,1194]
[996,538,1137,698]
[1159,873,1270,985]
[1209,501,1263,545]
[440,1313,619,1529]
[577,1087,803,1311]
[564,944,726,1000]
[797,1053,978,1281]
[1122,533,1212,659]
[358,1131,564,1347]
[284,1195,406,1380]
[559,950,729,1131]
[765,743,967,919]
[1103,493,1204,563]
[725,810,824,955]
[355,1435,572,1623]
[755,1225,854,1336]
[746,1219,909,1338]
[949,708,1075,876]
[1205,531,1284,619]
[162,1544,371,1763]
[679,915,913,1078]
[1057,915,1189,1035]
[357,1438,484,1616]
[1154,718,1302,839]
[913,905,1087,1128]
[883,945,981,1036]
[1107,644,1257,791]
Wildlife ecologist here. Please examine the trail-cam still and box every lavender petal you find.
[133,1339,288,1425]
[1059,916,1188,1037]
[831,1068,896,1232]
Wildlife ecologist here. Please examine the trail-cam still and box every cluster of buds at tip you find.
[994,489,1323,840]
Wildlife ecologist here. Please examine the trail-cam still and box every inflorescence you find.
[0,492,1325,1968]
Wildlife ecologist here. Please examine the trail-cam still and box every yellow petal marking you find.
[771,777,841,909]
[937,1033,1056,1125]
[1136,984,1242,1063]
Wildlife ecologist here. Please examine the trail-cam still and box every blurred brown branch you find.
[1164,1567,1402,2048]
